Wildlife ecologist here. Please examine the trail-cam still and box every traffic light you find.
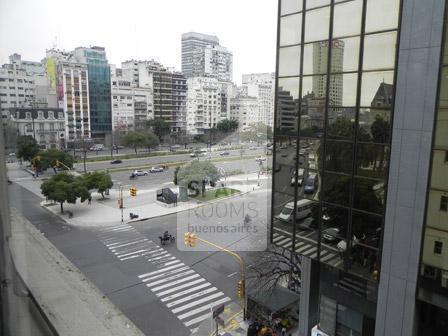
[183,232,197,247]
[237,280,245,299]
[130,186,137,197]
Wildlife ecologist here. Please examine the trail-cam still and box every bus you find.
[277,199,313,222]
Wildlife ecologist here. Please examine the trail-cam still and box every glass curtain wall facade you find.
[272,0,401,334]
[417,5,448,334]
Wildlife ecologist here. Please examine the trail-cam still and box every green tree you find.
[36,149,74,174]
[83,171,113,199]
[241,122,273,144]
[216,119,239,134]
[17,135,39,161]
[143,131,160,152]
[370,115,390,172]
[123,132,148,154]
[41,173,90,213]
[177,161,221,190]
[146,118,171,140]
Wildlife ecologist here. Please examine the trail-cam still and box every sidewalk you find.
[41,173,269,228]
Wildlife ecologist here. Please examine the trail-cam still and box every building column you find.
[299,257,320,335]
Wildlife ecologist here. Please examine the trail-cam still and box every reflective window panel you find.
[279,46,301,77]
[306,0,330,10]
[303,41,329,76]
[280,14,302,46]
[320,204,349,269]
[360,71,394,107]
[329,73,358,107]
[347,244,380,281]
[272,190,296,238]
[304,7,330,43]
[302,74,327,102]
[325,140,354,174]
[333,0,363,38]
[356,144,390,179]
[331,37,360,73]
[273,136,298,197]
[365,0,400,33]
[281,0,303,16]
[353,177,385,214]
[363,32,397,71]
[322,172,352,206]
[327,108,356,140]
[352,211,383,249]
[293,197,320,260]
[358,108,391,143]
[277,77,300,135]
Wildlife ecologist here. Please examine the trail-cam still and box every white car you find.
[249,146,258,150]
[133,170,148,176]
[255,157,267,163]
[149,166,164,173]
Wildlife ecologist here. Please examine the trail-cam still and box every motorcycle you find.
[159,231,176,245]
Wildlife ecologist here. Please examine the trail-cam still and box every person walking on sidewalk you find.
[88,196,92,205]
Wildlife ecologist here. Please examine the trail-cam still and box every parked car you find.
[322,227,341,243]
[255,157,267,163]
[249,146,258,150]
[90,144,104,151]
[190,152,198,157]
[110,159,122,164]
[220,151,230,156]
[133,170,148,176]
[149,166,164,173]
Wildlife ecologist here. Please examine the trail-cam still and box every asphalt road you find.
[8,173,270,335]
[75,148,267,172]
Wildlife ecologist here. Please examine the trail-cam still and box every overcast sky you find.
[0,0,277,84]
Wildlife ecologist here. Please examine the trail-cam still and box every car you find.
[281,152,289,158]
[220,151,230,156]
[298,217,317,230]
[249,146,257,150]
[110,159,122,164]
[90,144,104,151]
[190,152,198,157]
[255,157,267,162]
[322,227,341,242]
[149,166,164,173]
[133,170,148,176]
[112,145,124,150]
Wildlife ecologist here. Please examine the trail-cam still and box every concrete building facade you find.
[181,32,219,78]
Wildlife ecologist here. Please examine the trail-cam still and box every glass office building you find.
[272,0,448,335]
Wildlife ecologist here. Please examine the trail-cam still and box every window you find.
[441,196,448,212]
[445,151,448,163]
[434,241,443,255]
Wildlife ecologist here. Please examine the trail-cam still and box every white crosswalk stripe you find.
[98,224,233,333]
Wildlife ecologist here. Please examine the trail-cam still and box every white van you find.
[277,199,313,222]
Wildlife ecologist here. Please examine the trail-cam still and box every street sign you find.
[212,303,225,319]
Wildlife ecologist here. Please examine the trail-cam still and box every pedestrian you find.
[88,196,92,205]
[281,326,286,336]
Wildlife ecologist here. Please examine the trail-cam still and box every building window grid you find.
[272,0,400,280]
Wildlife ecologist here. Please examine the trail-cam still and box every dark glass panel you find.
[331,37,360,73]
[327,108,355,140]
[279,46,301,77]
[365,0,400,33]
[272,191,295,239]
[304,6,330,43]
[274,136,298,197]
[280,14,302,46]
[356,144,390,179]
[325,140,354,174]
[294,198,320,260]
[352,211,383,249]
[353,177,385,214]
[281,0,303,15]
[363,32,397,71]
[333,0,363,38]
[347,244,380,282]
[358,108,391,143]
[276,77,300,135]
[322,172,351,206]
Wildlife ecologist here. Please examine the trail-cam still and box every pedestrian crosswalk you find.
[98,224,232,333]
[272,227,342,267]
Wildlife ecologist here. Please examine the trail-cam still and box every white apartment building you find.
[192,45,233,82]
[110,67,153,132]
[186,77,232,135]
[242,73,275,127]
[230,95,259,130]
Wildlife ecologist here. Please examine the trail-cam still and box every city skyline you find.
[0,0,277,85]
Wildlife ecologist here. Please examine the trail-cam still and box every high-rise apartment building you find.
[242,73,275,127]
[192,45,233,82]
[230,94,258,130]
[181,32,219,78]
[272,1,448,336]
[73,47,112,137]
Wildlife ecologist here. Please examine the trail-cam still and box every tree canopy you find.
[83,171,113,199]
[123,132,149,154]
[34,149,74,174]
[17,135,39,161]
[241,122,273,144]
[216,119,239,134]
[146,118,171,140]
[177,161,221,188]
[41,172,90,213]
